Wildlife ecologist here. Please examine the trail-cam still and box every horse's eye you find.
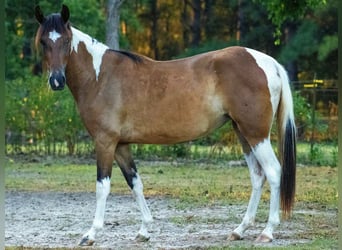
[40,40,47,48]
[62,38,70,47]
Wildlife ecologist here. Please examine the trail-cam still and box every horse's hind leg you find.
[252,139,281,242]
[230,121,281,242]
[115,143,153,241]
[229,123,266,241]
[229,152,266,241]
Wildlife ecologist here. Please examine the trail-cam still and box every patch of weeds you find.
[170,215,197,225]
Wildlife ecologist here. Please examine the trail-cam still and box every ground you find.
[5,191,337,249]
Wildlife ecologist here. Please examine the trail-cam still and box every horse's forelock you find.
[41,14,67,34]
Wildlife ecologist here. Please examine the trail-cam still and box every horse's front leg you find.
[79,139,116,246]
[115,143,153,241]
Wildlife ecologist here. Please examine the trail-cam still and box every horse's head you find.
[35,5,72,90]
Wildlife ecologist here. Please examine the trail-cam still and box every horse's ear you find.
[61,4,70,24]
[35,6,45,24]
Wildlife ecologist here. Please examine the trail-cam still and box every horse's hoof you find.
[228,232,243,241]
[79,236,95,246]
[135,233,150,242]
[255,234,273,243]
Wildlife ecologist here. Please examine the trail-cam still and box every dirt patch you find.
[5,191,336,249]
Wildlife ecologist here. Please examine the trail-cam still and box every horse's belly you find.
[119,84,227,144]
[120,113,228,144]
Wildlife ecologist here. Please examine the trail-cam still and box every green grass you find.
[5,158,338,207]
[296,142,338,167]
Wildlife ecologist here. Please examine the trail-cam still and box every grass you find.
[5,158,338,207]
[5,157,338,249]
[296,142,338,167]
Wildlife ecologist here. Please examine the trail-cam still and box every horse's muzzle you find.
[49,71,66,91]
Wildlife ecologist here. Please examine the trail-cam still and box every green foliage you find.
[5,74,85,154]
[292,91,312,130]
[278,20,319,63]
[62,0,106,42]
[175,39,237,59]
[254,0,327,43]
[317,35,338,61]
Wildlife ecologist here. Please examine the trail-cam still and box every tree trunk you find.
[150,0,159,59]
[236,0,246,45]
[284,21,298,82]
[106,0,124,50]
[190,0,202,47]
[181,0,190,48]
[204,0,214,39]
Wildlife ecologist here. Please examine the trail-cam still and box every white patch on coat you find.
[70,27,108,81]
[49,30,61,43]
[245,48,282,117]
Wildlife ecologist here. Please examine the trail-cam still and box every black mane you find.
[108,49,143,64]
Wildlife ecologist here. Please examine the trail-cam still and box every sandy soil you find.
[5,191,335,249]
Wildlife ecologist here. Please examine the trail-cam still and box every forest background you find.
[5,0,338,166]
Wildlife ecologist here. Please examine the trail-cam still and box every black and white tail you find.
[276,66,297,218]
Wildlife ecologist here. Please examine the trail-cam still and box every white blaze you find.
[70,27,108,81]
[49,30,61,43]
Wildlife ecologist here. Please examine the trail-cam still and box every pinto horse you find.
[35,5,296,246]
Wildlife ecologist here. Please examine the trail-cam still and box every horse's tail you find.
[276,65,297,219]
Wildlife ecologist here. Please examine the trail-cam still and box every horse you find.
[35,5,296,246]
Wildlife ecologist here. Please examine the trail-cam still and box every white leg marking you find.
[81,177,111,244]
[252,139,281,240]
[49,29,61,43]
[233,152,265,238]
[132,174,153,239]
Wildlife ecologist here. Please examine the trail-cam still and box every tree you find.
[190,0,202,47]
[278,0,337,79]
[106,0,125,50]
[254,0,327,43]
[149,0,159,59]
